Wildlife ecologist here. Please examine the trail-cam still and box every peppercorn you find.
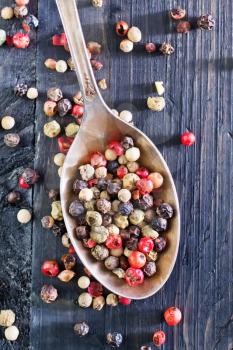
[27,87,38,99]
[41,215,54,229]
[142,225,159,240]
[61,253,76,270]
[106,293,118,307]
[181,131,196,146]
[75,226,89,240]
[151,217,167,232]
[57,98,72,116]
[4,325,19,341]
[43,120,61,138]
[170,8,186,20]
[73,179,87,194]
[114,213,129,229]
[91,0,103,7]
[107,182,121,197]
[98,79,107,90]
[133,194,153,211]
[154,237,167,252]
[67,57,75,70]
[105,256,119,270]
[51,221,66,236]
[129,209,144,225]
[16,0,29,4]
[44,58,57,70]
[61,233,71,248]
[115,20,129,36]
[147,96,165,111]
[4,133,20,147]
[127,225,140,237]
[90,226,109,243]
[17,208,31,223]
[118,255,128,270]
[43,101,57,117]
[21,168,39,185]
[127,26,142,42]
[14,5,28,18]
[1,7,14,20]
[78,293,92,307]
[14,82,28,96]
[121,136,134,150]
[87,41,102,55]
[156,203,174,219]
[0,310,15,327]
[6,191,21,204]
[12,32,30,48]
[176,21,191,33]
[143,261,156,277]
[51,201,63,221]
[91,59,103,71]
[93,296,105,310]
[47,87,63,102]
[125,237,138,250]
[102,213,112,226]
[48,189,59,201]
[120,39,134,53]
[22,14,39,32]
[56,60,68,73]
[153,330,166,346]
[160,42,174,55]
[76,215,87,226]
[0,29,6,46]
[125,147,140,162]
[140,346,152,350]
[58,269,76,282]
[40,284,58,303]
[74,321,89,336]
[91,244,109,260]
[65,123,79,137]
[69,200,85,217]
[145,42,156,53]
[197,14,215,30]
[79,164,95,181]
[54,153,65,167]
[106,332,123,348]
[146,250,158,262]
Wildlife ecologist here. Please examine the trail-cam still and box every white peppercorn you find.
[43,120,61,138]
[118,155,128,165]
[91,244,109,260]
[0,29,6,46]
[0,310,15,327]
[58,270,76,282]
[47,87,63,102]
[100,191,110,200]
[93,296,105,310]
[40,284,58,303]
[111,109,119,117]
[98,78,107,90]
[56,60,68,73]
[1,116,15,130]
[112,267,125,278]
[65,123,79,137]
[4,133,20,147]
[61,233,71,248]
[58,167,63,177]
[41,215,54,229]
[107,224,119,235]
[110,247,124,257]
[147,96,165,111]
[84,199,96,211]
[142,225,159,239]
[14,5,28,18]
[54,153,65,167]
[95,166,107,179]
[106,293,118,306]
[77,276,90,289]
[127,161,139,173]
[79,188,93,202]
[114,213,129,229]
[127,26,142,42]
[78,292,92,308]
[105,148,117,161]
[125,147,140,162]
[91,186,100,199]
[1,7,14,20]
[119,110,133,123]
[27,87,38,99]
[91,0,103,7]
[79,164,95,181]
[90,226,109,243]
[118,188,131,202]
[155,81,165,96]
[129,209,144,225]
[86,211,102,226]
[123,173,140,191]
[124,247,132,257]
[51,201,63,221]
[17,209,31,223]
[120,39,134,53]
[111,199,120,212]
[5,326,19,341]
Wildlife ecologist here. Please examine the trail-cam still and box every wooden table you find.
[0,1,232,349]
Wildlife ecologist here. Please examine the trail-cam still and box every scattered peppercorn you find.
[115,20,129,36]
[181,131,196,146]
[78,292,92,308]
[98,78,107,90]
[57,98,72,116]
[0,310,15,327]
[1,7,14,20]
[74,321,89,336]
[22,14,39,32]
[14,82,28,96]
[91,0,103,8]
[153,330,166,346]
[4,325,19,341]
[17,209,31,223]
[164,306,182,326]
[120,39,134,53]
[41,215,54,229]
[6,191,21,204]
[12,32,30,49]
[4,133,20,147]
[91,59,103,71]
[197,14,215,30]
[14,5,28,19]
[61,253,76,270]
[106,332,123,348]
[145,42,156,53]
[159,42,174,55]
[170,8,186,20]
[21,168,39,186]
[58,269,76,282]
[40,284,58,303]
[176,21,191,34]
[147,96,165,111]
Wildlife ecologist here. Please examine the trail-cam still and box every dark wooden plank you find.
[0,1,38,349]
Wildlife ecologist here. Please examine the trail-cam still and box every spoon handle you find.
[56,0,99,103]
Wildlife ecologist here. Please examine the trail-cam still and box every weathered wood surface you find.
[0,0,232,349]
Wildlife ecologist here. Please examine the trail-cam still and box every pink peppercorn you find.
[153,330,166,347]
[88,282,103,297]
[108,141,124,156]
[12,33,30,49]
[119,297,131,305]
[181,131,196,146]
[145,42,156,53]
[136,168,149,178]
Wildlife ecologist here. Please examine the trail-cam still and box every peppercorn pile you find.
[68,136,174,287]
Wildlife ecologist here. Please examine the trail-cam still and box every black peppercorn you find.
[48,189,60,201]
[104,256,119,270]
[126,237,138,250]
[119,255,129,270]
[102,214,112,227]
[121,136,134,150]
[107,182,121,196]
[76,215,87,226]
[22,14,39,32]
[154,236,167,252]
[140,346,152,350]
[57,98,72,116]
[96,198,111,214]
[143,262,156,277]
[41,216,54,229]
[75,226,89,240]
[97,178,108,191]
[156,203,174,219]
[128,225,141,237]
[197,14,215,30]
[106,332,123,348]
[6,191,21,204]
[74,321,89,337]
[52,221,66,236]
[120,229,130,242]
[61,253,76,270]
[118,202,134,216]
[107,160,119,174]
[133,194,153,211]
[73,179,88,194]
[69,200,85,217]
[151,217,168,232]
[21,168,39,185]
[14,82,28,96]
[47,87,63,102]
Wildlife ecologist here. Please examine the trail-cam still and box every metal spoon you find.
[56,0,180,299]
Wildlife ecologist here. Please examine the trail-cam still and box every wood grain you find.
[0,0,232,349]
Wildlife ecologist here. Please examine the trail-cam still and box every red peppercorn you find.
[181,131,196,146]
[90,152,107,168]
[83,238,97,248]
[119,296,132,305]
[18,176,30,189]
[164,307,182,326]
[115,20,129,36]
[108,141,124,156]
[88,282,103,297]
[136,179,153,195]
[128,251,146,269]
[145,43,156,53]
[68,245,76,254]
[12,33,30,49]
[136,168,149,178]
[58,136,74,154]
[138,237,154,254]
[71,104,84,118]
[125,268,144,287]
[88,178,98,187]
[153,330,166,347]
[41,260,60,277]
[105,234,122,250]
[117,165,128,178]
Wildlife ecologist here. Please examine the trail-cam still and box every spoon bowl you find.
[57,0,180,299]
